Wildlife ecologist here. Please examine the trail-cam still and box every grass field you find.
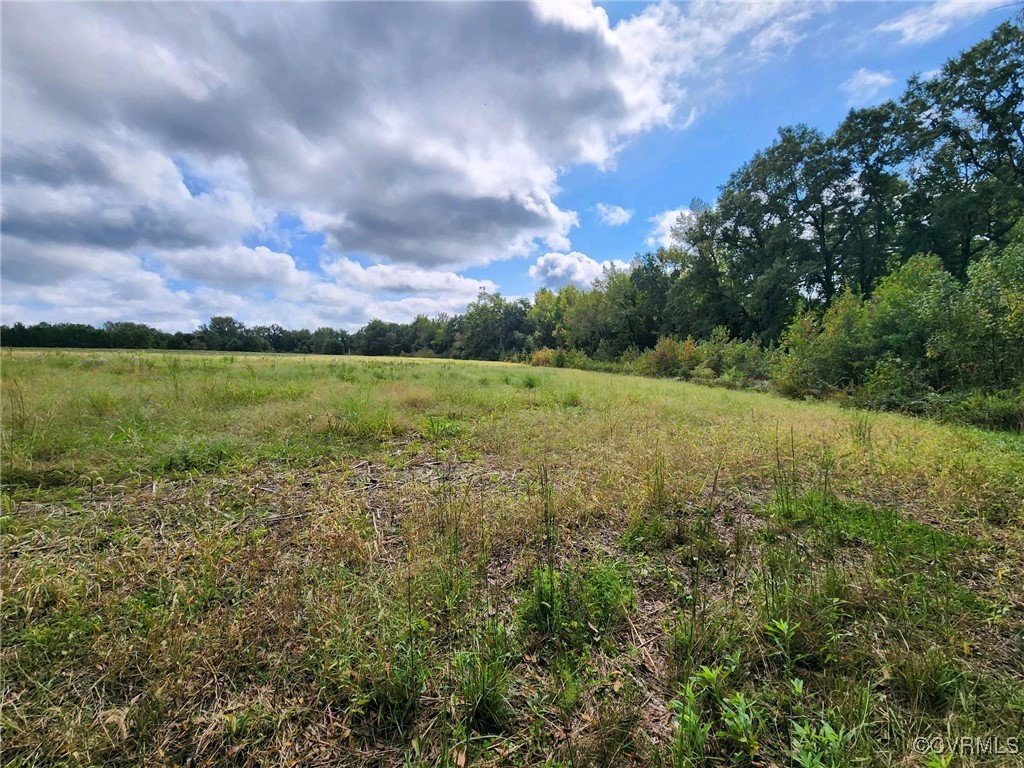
[2,348,1022,767]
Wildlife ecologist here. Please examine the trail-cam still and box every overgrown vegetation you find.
[1,350,1022,766]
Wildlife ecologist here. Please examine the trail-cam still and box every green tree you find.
[901,21,1024,276]
[832,102,910,294]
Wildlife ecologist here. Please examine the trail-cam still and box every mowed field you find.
[1,349,1022,768]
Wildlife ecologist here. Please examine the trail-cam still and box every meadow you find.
[1,348,1022,767]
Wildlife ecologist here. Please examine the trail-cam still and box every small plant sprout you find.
[669,681,712,767]
[718,692,761,764]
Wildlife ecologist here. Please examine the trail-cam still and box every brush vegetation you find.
[2,349,1023,767]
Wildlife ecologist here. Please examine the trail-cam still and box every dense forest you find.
[4,22,1022,429]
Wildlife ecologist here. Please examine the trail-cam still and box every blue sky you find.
[2,1,1018,331]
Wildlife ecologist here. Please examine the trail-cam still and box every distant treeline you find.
[0,318,353,355]
[4,23,1022,428]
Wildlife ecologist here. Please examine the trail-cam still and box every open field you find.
[2,348,1023,767]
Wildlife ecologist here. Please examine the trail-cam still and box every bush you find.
[856,357,935,414]
[679,337,700,377]
[691,364,716,383]
[530,347,557,367]
[720,338,767,384]
[648,336,685,377]
[699,326,733,376]
[771,312,822,398]
[555,348,592,370]
[942,388,1024,431]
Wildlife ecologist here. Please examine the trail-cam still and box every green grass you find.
[1,348,1022,766]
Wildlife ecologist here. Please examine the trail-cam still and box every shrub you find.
[648,336,685,377]
[530,347,557,367]
[699,326,733,376]
[691,364,716,383]
[942,388,1024,431]
[679,337,700,377]
[556,348,593,370]
[771,311,822,398]
[856,356,935,414]
[720,338,767,384]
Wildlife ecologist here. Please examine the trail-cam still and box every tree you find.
[901,22,1024,276]
[912,22,1024,189]
[714,140,804,341]
[460,291,530,360]
[832,102,910,294]
[527,288,560,350]
[669,205,748,339]
[354,319,402,356]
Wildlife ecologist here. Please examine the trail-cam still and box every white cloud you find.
[528,251,629,289]
[321,256,497,297]
[1,1,830,329]
[877,0,1005,45]
[749,12,811,60]
[841,68,895,104]
[646,208,695,249]
[595,203,634,226]
[1,236,139,287]
[159,246,307,290]
[1,142,272,253]
[299,210,348,233]
[1,263,210,331]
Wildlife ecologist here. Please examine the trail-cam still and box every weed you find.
[717,691,761,764]
[668,613,730,683]
[888,647,963,714]
[559,387,583,407]
[790,717,854,768]
[669,681,712,767]
[764,618,802,675]
[520,559,634,651]
[85,389,117,416]
[553,654,587,720]
[455,619,514,733]
[622,508,668,552]
[424,415,462,442]
[580,693,640,767]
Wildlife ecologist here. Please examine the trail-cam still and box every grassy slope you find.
[1,349,1022,767]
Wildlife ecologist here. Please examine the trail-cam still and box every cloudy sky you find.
[1,1,1016,331]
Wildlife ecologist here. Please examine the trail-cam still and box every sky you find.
[1,0,1019,332]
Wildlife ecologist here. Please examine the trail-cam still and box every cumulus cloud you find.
[0,143,269,253]
[529,251,629,289]
[595,203,634,226]
[1,1,826,328]
[841,68,895,105]
[877,0,1005,45]
[159,246,307,290]
[646,207,695,249]
[321,257,497,297]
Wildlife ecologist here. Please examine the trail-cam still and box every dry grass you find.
[2,349,1022,767]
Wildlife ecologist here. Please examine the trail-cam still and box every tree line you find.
[3,22,1022,427]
